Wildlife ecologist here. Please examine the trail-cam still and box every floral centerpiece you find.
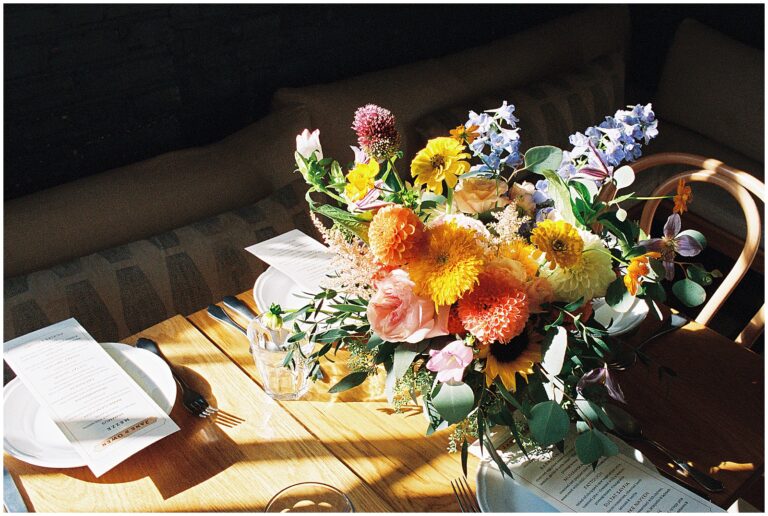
[286,101,717,474]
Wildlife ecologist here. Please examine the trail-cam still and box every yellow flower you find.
[543,231,616,303]
[498,238,541,279]
[624,251,661,296]
[410,137,471,195]
[344,160,379,202]
[407,221,486,306]
[530,219,584,270]
[481,332,541,392]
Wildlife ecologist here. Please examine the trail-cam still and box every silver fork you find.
[451,476,480,512]
[136,338,219,418]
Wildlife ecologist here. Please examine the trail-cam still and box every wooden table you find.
[4,292,763,512]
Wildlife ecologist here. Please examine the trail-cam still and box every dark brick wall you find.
[4,4,580,200]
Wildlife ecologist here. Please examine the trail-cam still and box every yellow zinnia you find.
[530,219,584,270]
[345,160,379,202]
[498,238,542,279]
[410,137,471,195]
[407,221,486,306]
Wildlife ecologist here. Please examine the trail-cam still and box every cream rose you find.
[367,269,449,343]
[509,181,536,217]
[454,177,509,214]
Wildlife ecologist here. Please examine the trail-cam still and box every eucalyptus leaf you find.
[575,429,603,464]
[541,170,577,226]
[366,333,384,351]
[605,277,634,313]
[541,327,568,376]
[431,381,475,424]
[679,229,707,249]
[687,265,713,287]
[524,146,563,175]
[328,371,369,393]
[529,401,570,446]
[385,342,427,403]
[672,279,707,307]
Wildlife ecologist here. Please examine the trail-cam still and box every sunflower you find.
[410,137,471,195]
[672,178,692,215]
[481,331,541,391]
[530,219,584,270]
[344,160,379,202]
[407,222,486,306]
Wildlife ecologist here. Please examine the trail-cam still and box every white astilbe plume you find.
[311,212,381,298]
[487,204,529,248]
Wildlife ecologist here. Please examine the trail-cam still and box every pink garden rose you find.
[367,269,449,343]
[426,339,474,383]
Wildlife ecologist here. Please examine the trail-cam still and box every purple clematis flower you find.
[577,363,626,403]
[639,213,702,280]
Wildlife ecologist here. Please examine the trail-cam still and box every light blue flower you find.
[485,101,518,127]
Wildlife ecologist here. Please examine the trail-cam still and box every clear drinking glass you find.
[247,315,313,400]
[265,482,354,512]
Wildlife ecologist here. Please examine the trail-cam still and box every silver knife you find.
[206,305,247,335]
[222,296,257,322]
[3,467,28,513]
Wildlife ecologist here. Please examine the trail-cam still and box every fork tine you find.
[459,476,480,512]
[451,479,467,512]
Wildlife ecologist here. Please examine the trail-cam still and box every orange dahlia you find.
[368,205,425,266]
[458,265,530,345]
[447,304,467,336]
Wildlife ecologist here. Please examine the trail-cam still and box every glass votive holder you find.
[247,315,313,400]
[265,482,354,512]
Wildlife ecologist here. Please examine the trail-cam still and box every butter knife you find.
[222,296,257,322]
[3,467,28,512]
[206,305,247,335]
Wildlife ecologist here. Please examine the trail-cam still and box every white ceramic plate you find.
[253,266,315,313]
[3,342,176,468]
[592,298,650,336]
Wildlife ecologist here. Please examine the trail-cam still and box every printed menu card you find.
[4,319,179,477]
[471,428,724,512]
[245,229,333,291]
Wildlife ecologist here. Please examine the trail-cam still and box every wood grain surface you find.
[4,316,393,512]
[188,294,482,513]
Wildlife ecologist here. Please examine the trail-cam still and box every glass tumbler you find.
[247,315,313,400]
[265,482,354,512]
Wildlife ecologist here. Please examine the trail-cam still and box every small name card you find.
[4,319,180,477]
[471,427,724,512]
[245,229,334,291]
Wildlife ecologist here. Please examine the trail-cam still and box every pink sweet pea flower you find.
[426,339,474,383]
[639,213,702,280]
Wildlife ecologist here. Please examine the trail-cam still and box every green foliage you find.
[672,279,707,307]
[575,428,618,465]
[524,146,563,175]
[432,381,476,425]
[541,170,577,226]
[313,204,370,243]
[328,371,369,393]
[528,401,570,446]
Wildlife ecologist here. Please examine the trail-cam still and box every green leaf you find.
[564,297,586,312]
[494,378,525,414]
[366,333,384,351]
[541,170,577,226]
[575,398,614,430]
[328,371,368,393]
[524,146,563,176]
[431,381,475,424]
[483,430,514,478]
[529,401,570,446]
[314,204,370,243]
[679,229,707,249]
[672,279,707,307]
[330,161,345,186]
[569,180,591,201]
[385,342,427,403]
[461,439,469,478]
[643,282,667,303]
[687,265,713,287]
[595,429,619,456]
[606,277,632,311]
[575,429,603,464]
[541,327,568,376]
[328,303,368,313]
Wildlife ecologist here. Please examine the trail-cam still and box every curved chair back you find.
[629,152,764,348]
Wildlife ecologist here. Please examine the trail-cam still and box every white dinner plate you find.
[3,342,176,468]
[253,266,316,313]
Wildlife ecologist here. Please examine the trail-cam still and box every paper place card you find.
[245,229,334,291]
[4,319,180,477]
[471,427,724,512]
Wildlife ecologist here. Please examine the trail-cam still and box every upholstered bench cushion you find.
[4,179,315,343]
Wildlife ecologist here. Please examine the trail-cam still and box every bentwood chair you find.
[628,152,764,348]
